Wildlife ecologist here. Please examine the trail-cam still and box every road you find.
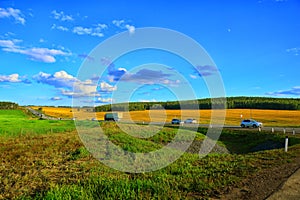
[26,107,60,120]
[24,108,300,134]
[122,121,300,134]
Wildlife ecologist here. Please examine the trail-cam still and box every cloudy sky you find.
[0,0,299,106]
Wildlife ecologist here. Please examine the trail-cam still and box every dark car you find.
[171,118,181,124]
[104,112,121,121]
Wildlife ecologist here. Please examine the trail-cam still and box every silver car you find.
[241,119,262,128]
[184,118,197,124]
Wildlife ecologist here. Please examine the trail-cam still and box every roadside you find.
[26,107,64,120]
[267,167,300,200]
[222,154,300,200]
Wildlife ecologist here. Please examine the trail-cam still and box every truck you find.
[104,112,123,121]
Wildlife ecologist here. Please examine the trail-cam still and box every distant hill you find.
[95,97,300,111]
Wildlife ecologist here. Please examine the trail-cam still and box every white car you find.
[240,119,262,128]
[184,118,197,124]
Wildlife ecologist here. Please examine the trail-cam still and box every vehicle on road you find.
[104,112,122,121]
[171,118,181,124]
[240,119,262,128]
[184,118,197,124]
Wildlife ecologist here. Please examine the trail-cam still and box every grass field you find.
[0,109,75,137]
[1,109,300,199]
[34,106,300,127]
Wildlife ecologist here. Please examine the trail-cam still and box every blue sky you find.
[0,0,299,106]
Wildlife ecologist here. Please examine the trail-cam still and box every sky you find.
[0,0,299,106]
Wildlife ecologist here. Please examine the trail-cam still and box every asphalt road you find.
[113,120,300,134]
[26,107,59,120]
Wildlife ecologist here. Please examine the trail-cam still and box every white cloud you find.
[106,61,127,82]
[112,19,125,27]
[73,26,105,37]
[194,65,219,77]
[125,24,135,34]
[112,19,135,34]
[190,74,197,79]
[51,10,73,21]
[286,47,300,56]
[33,70,116,98]
[266,86,300,96]
[0,7,25,24]
[121,69,178,85]
[23,48,69,63]
[78,54,95,61]
[73,26,92,35]
[99,82,117,92]
[95,23,108,30]
[96,97,113,103]
[72,81,99,97]
[0,74,21,83]
[0,39,71,63]
[0,39,15,48]
[0,73,31,84]
[33,71,77,88]
[51,24,69,32]
[50,96,62,101]
[34,70,97,98]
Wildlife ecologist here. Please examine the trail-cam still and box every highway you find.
[25,108,300,134]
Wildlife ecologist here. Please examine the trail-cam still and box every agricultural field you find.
[35,106,300,127]
[1,108,300,199]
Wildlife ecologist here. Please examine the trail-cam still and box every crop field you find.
[1,109,300,199]
[35,106,300,127]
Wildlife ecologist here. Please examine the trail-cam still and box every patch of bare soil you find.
[221,156,300,200]
[267,168,300,200]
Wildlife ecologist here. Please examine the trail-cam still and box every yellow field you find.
[32,106,300,127]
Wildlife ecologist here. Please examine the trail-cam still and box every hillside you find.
[0,102,19,110]
[95,96,300,112]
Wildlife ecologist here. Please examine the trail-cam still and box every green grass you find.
[98,122,204,153]
[0,109,75,137]
[0,109,29,119]
[27,125,300,199]
[2,110,300,199]
[218,129,300,154]
[29,147,300,200]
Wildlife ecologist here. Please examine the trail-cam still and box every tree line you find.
[95,97,300,112]
[0,102,19,110]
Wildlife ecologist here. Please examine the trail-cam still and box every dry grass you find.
[0,131,103,199]
[34,107,300,127]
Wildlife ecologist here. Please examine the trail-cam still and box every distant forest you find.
[0,102,19,110]
[95,97,300,112]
